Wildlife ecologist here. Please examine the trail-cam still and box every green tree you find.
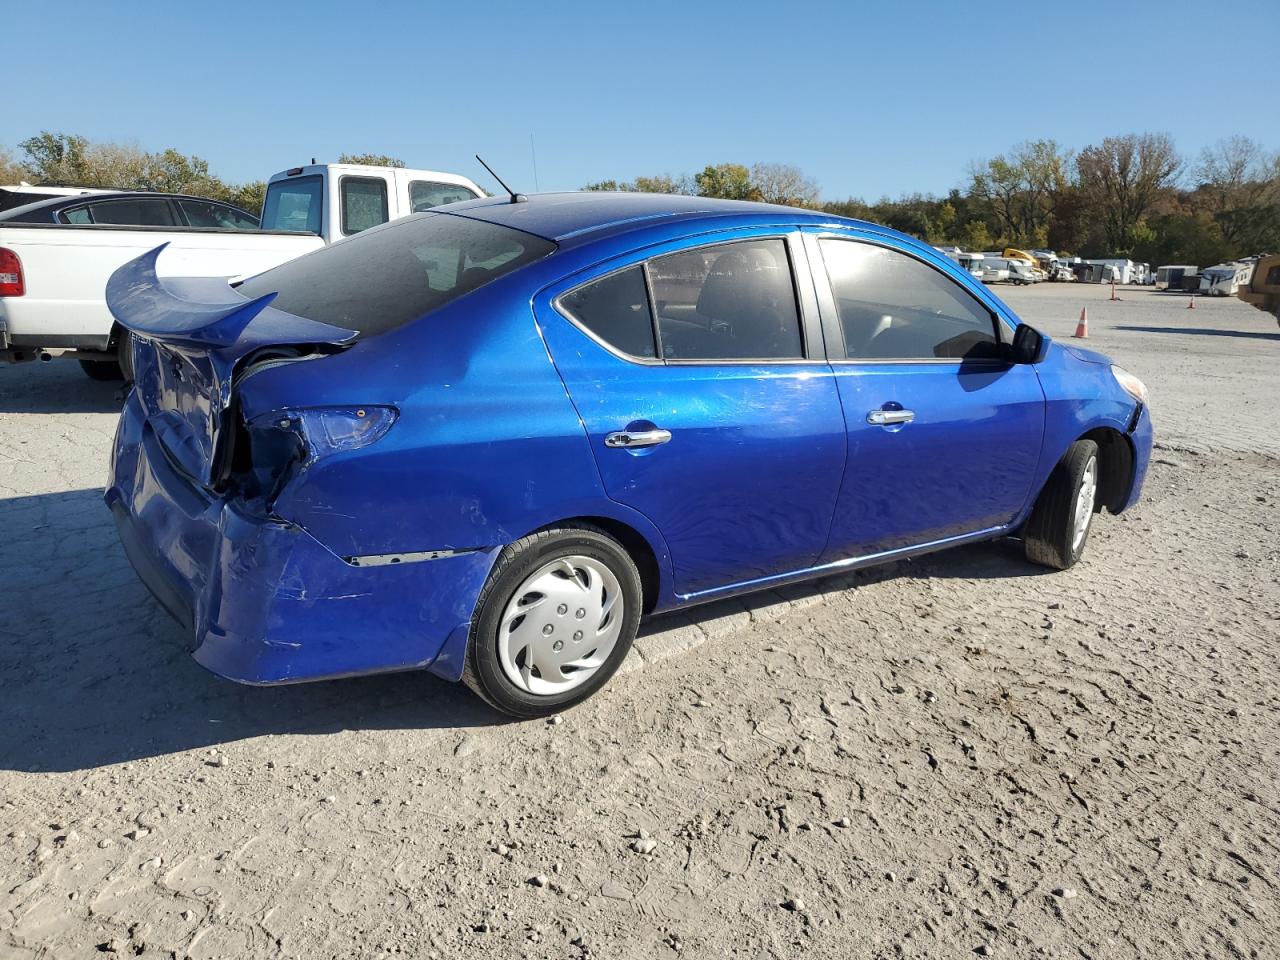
[968,139,1073,247]
[1076,133,1181,255]
[338,153,405,167]
[1194,136,1280,251]
[0,146,31,184]
[19,132,93,184]
[958,218,993,252]
[583,173,691,194]
[694,163,759,201]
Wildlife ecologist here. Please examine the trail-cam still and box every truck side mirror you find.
[1010,323,1048,364]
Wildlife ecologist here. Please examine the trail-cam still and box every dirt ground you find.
[1,283,1277,960]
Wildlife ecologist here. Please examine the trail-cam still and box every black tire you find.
[78,358,124,381]
[116,329,136,383]
[1023,439,1099,570]
[462,524,642,718]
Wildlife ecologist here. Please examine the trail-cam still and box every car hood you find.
[1060,344,1112,366]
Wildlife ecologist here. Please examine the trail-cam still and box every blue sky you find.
[7,0,1277,200]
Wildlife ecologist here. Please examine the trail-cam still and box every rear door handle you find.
[605,428,672,448]
[867,409,915,425]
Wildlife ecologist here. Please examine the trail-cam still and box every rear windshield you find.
[237,212,555,338]
[261,175,323,234]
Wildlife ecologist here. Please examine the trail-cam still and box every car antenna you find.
[475,154,527,204]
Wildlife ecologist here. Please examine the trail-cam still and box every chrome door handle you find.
[867,409,915,425]
[604,428,672,448]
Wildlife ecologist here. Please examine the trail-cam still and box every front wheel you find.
[1023,439,1099,570]
[463,525,642,718]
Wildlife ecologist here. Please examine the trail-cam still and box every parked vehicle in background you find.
[260,163,485,240]
[1237,253,1279,325]
[0,192,260,228]
[983,255,1037,285]
[1199,260,1254,297]
[104,192,1153,717]
[981,262,1010,284]
[938,247,985,280]
[1085,258,1138,285]
[1052,255,1080,281]
[0,163,484,378]
[0,183,113,213]
[957,251,985,279]
[1002,247,1045,281]
[1156,265,1198,291]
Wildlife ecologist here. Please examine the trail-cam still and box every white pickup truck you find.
[0,163,484,377]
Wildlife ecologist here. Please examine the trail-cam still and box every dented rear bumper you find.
[105,391,496,685]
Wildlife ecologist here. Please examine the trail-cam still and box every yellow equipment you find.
[1238,254,1280,325]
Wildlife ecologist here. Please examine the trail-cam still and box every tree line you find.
[588,135,1279,265]
[4,131,1276,266]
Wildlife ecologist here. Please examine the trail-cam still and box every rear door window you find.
[261,175,323,233]
[86,199,176,226]
[409,180,480,211]
[647,239,804,360]
[341,176,389,235]
[559,267,656,359]
[178,200,259,230]
[818,239,1002,361]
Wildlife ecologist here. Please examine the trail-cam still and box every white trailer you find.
[1200,261,1255,296]
[1085,259,1137,284]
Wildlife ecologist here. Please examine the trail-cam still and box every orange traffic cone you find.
[1188,295,1196,309]
[1074,307,1088,338]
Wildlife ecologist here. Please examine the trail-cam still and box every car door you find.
[536,232,847,598]
[805,231,1045,561]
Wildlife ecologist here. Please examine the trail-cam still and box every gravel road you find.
[1,283,1277,959]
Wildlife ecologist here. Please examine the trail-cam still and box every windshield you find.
[261,175,323,234]
[237,212,556,338]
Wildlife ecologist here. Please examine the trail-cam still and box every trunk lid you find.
[107,244,356,487]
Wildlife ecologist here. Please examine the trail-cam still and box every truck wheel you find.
[1023,439,1099,570]
[116,330,136,382]
[79,358,124,381]
[463,525,642,718]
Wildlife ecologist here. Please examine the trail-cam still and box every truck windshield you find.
[237,213,556,338]
[261,176,323,234]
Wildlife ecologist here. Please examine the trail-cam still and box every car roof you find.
[0,191,253,222]
[439,191,880,248]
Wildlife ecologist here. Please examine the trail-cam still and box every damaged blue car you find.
[105,192,1152,717]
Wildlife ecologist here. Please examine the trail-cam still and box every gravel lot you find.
[1,283,1277,959]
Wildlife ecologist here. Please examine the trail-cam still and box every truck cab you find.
[260,164,486,242]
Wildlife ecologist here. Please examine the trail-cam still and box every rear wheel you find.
[463,525,641,718]
[1023,439,1099,570]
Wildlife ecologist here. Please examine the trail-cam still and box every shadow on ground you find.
[1115,325,1280,341]
[0,359,125,414]
[0,486,1036,773]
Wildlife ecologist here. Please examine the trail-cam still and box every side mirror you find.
[1010,323,1048,364]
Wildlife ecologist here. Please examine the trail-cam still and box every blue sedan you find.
[104,193,1153,717]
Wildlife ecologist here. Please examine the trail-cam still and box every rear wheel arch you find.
[528,516,663,615]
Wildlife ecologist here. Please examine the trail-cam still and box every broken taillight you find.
[0,248,24,297]
[263,406,398,464]
[231,406,398,508]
